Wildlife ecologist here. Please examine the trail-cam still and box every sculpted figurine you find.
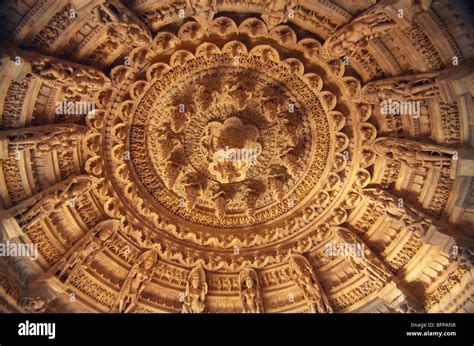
[20,296,50,313]
[261,0,297,30]
[332,228,390,288]
[94,2,151,47]
[186,0,217,29]
[181,172,205,209]
[374,137,456,173]
[324,5,396,58]
[8,125,87,153]
[116,250,158,313]
[182,264,208,313]
[289,254,333,313]
[54,221,118,283]
[239,268,263,313]
[222,82,252,110]
[279,112,300,147]
[30,56,110,98]
[15,176,97,228]
[360,72,440,104]
[210,187,229,217]
[362,188,431,235]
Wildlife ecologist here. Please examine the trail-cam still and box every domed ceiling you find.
[0,0,473,313]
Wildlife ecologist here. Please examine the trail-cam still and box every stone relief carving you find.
[115,250,158,313]
[374,137,456,174]
[0,0,471,314]
[51,220,118,283]
[324,3,397,58]
[289,255,333,313]
[361,71,441,104]
[182,265,208,313]
[239,267,264,313]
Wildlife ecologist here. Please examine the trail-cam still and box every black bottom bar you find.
[0,313,473,345]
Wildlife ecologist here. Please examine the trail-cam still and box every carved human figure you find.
[202,117,261,183]
[360,72,440,104]
[362,188,431,235]
[332,227,390,288]
[8,125,87,153]
[15,177,97,228]
[116,250,158,313]
[239,268,263,313]
[181,172,205,209]
[222,82,252,110]
[267,166,287,202]
[289,254,333,313]
[94,2,151,47]
[279,112,300,147]
[374,137,456,173]
[29,55,110,98]
[261,0,297,30]
[209,187,229,217]
[182,265,208,313]
[325,6,396,58]
[20,296,51,313]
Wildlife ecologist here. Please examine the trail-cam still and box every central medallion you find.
[202,117,262,184]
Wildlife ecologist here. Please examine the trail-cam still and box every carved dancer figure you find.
[14,176,98,228]
[332,227,390,288]
[5,125,87,153]
[362,188,432,235]
[361,72,440,104]
[116,250,158,313]
[182,264,208,313]
[93,1,151,47]
[324,4,396,58]
[289,254,333,313]
[261,0,297,30]
[239,268,264,313]
[29,54,110,98]
[53,221,118,283]
[374,137,456,173]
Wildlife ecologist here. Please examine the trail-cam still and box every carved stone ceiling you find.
[0,0,473,314]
